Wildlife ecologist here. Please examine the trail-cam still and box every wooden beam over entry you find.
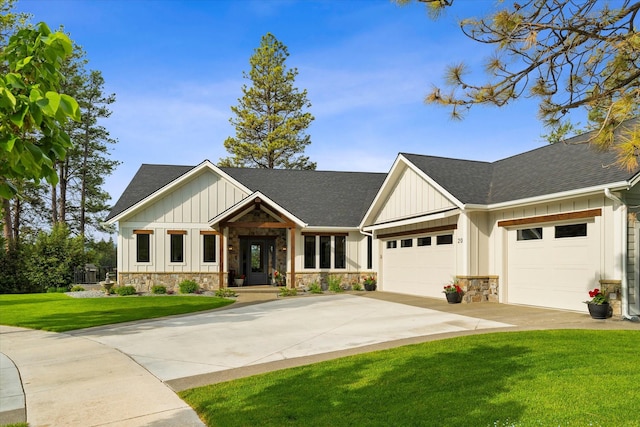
[222,221,295,229]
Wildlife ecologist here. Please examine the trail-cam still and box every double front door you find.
[240,237,275,285]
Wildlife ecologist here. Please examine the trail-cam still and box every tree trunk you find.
[2,198,14,251]
[51,182,58,225]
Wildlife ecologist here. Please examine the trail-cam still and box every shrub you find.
[279,287,297,297]
[215,287,237,297]
[70,285,85,292]
[352,282,363,291]
[179,280,199,294]
[151,285,167,294]
[308,282,323,294]
[115,285,137,296]
[328,275,343,293]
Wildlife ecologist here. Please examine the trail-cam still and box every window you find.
[386,240,397,249]
[335,235,346,269]
[136,234,150,263]
[401,238,413,248]
[417,236,431,246]
[304,236,316,268]
[367,236,373,270]
[170,234,184,263]
[437,234,453,245]
[203,234,216,262]
[517,227,543,241]
[555,223,587,238]
[320,236,331,268]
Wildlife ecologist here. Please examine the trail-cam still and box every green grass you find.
[0,293,234,332]
[180,330,640,427]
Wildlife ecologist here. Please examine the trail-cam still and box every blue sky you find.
[18,0,555,204]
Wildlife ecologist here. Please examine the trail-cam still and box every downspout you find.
[604,188,639,321]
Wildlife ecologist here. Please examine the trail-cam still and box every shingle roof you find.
[220,168,386,227]
[106,164,193,221]
[402,118,639,205]
[106,165,386,227]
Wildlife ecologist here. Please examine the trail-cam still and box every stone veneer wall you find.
[599,279,622,318]
[119,272,221,292]
[455,276,499,303]
[293,272,376,290]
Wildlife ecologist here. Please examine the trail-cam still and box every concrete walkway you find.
[1,290,638,426]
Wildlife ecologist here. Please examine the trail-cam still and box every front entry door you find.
[243,238,275,285]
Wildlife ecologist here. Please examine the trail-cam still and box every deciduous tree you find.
[220,32,315,170]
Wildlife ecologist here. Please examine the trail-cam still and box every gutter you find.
[604,188,639,321]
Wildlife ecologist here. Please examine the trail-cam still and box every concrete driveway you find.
[72,294,512,386]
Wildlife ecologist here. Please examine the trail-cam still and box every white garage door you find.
[507,221,600,311]
[381,234,456,299]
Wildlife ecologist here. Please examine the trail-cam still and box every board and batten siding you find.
[375,165,456,224]
[117,170,249,274]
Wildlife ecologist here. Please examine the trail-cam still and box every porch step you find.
[230,285,280,294]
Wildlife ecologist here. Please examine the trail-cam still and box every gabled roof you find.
[106,164,386,228]
[220,168,386,227]
[105,164,193,222]
[402,119,640,206]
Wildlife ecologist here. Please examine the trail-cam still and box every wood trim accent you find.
[219,231,225,287]
[166,230,187,235]
[133,229,154,235]
[289,227,296,289]
[301,232,349,237]
[497,208,602,228]
[377,224,457,240]
[199,230,221,235]
[221,221,295,229]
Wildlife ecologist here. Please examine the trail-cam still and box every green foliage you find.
[23,224,86,292]
[352,282,363,291]
[151,285,167,295]
[0,21,81,198]
[115,285,136,296]
[327,275,343,293]
[179,280,199,294]
[278,286,297,297]
[215,287,237,298]
[70,285,85,292]
[308,282,323,294]
[181,330,640,426]
[220,32,315,170]
[407,0,640,170]
[46,286,68,293]
[0,292,234,332]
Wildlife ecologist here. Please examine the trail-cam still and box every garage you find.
[381,233,456,298]
[507,220,601,311]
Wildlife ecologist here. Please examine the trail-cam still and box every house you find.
[106,121,640,319]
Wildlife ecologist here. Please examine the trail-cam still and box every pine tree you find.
[220,33,316,170]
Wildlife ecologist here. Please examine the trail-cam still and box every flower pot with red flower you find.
[363,275,377,291]
[584,288,611,319]
[443,282,463,303]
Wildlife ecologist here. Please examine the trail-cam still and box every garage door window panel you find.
[437,234,453,245]
[386,240,397,249]
[517,227,543,241]
[401,238,413,248]
[417,237,431,246]
[555,223,587,238]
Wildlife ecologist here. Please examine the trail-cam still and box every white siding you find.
[117,170,249,274]
[374,166,455,224]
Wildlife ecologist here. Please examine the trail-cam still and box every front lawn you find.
[0,293,234,332]
[180,330,640,427]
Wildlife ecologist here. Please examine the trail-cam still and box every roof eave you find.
[480,181,631,211]
[105,160,252,225]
